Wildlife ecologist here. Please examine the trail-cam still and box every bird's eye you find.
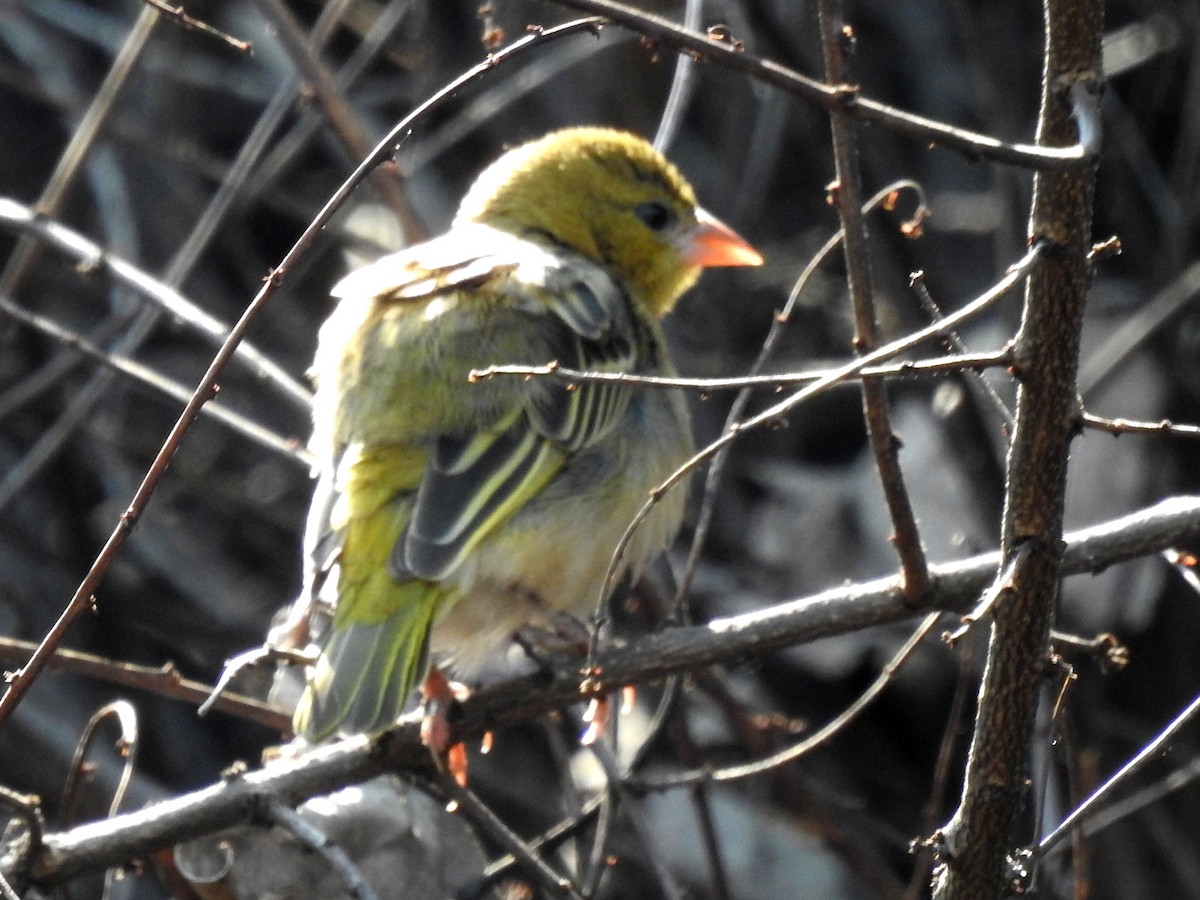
[635,201,675,232]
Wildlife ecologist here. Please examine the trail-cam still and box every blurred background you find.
[0,1,1198,897]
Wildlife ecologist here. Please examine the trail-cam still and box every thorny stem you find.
[932,0,1103,896]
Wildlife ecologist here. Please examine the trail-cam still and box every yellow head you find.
[455,127,762,317]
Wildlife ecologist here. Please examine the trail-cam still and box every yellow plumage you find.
[290,128,762,740]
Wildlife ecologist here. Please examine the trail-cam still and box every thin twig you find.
[247,0,419,205]
[943,545,1031,644]
[689,782,732,900]
[630,612,943,790]
[60,702,140,900]
[250,0,424,240]
[0,291,310,465]
[428,775,584,899]
[1080,411,1200,439]
[586,741,687,900]
[140,0,252,52]
[472,347,1011,392]
[1077,259,1200,395]
[0,197,312,411]
[474,796,604,891]
[0,5,160,298]
[819,0,928,602]
[671,179,928,626]
[0,8,166,512]
[0,785,45,892]
[1032,688,1200,863]
[906,633,977,900]
[61,702,139,828]
[908,271,1015,427]
[0,636,290,732]
[548,0,1097,170]
[652,0,702,153]
[1066,756,1200,848]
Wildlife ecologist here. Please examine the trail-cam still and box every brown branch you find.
[0,638,290,732]
[818,0,928,602]
[932,0,1104,896]
[547,0,1096,169]
[249,0,424,241]
[140,0,253,53]
[22,496,1200,887]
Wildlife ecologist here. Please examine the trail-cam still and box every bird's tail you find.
[294,569,440,741]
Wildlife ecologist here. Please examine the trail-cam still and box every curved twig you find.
[548,0,1099,170]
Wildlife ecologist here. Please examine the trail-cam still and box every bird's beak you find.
[683,207,764,268]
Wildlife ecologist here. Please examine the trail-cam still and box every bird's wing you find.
[377,226,642,581]
[310,225,645,587]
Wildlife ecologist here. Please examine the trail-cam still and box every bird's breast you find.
[428,383,692,675]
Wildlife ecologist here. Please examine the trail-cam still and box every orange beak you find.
[682,207,764,268]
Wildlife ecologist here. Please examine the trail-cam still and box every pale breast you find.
[428,383,692,677]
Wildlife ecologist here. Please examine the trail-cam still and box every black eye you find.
[635,201,675,232]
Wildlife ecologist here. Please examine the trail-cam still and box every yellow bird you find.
[290,127,762,741]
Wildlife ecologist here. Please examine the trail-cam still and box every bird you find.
[286,126,763,742]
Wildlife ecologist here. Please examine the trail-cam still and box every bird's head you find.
[455,127,762,318]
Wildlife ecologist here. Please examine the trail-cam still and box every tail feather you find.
[295,581,439,740]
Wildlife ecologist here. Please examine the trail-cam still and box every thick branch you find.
[934,0,1104,896]
[25,496,1199,886]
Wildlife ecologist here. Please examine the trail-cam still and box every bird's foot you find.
[420,667,471,786]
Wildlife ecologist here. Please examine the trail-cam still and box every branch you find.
[24,496,1200,886]
[595,244,1042,609]
[0,197,312,412]
[1080,411,1200,439]
[0,638,290,732]
[933,0,1104,895]
[547,0,1098,170]
[140,0,253,53]
[818,0,928,600]
[472,348,1013,392]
